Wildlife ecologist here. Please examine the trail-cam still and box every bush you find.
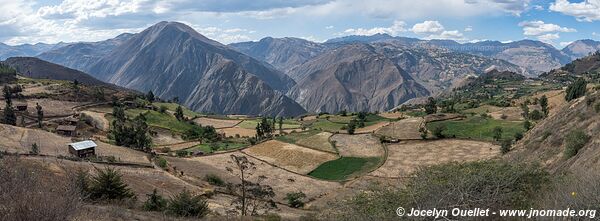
[88,167,135,201]
[514,132,523,141]
[204,174,225,186]
[155,157,168,169]
[176,150,189,157]
[285,191,307,208]
[143,189,167,211]
[523,120,532,130]
[432,125,445,139]
[166,189,209,218]
[565,78,587,101]
[564,130,591,158]
[529,110,544,120]
[501,139,512,154]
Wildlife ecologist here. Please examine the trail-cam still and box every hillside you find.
[287,43,429,113]
[562,39,600,60]
[0,42,69,60]
[3,57,107,86]
[83,21,304,116]
[229,37,326,73]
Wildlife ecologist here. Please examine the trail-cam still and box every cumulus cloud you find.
[537,33,560,43]
[343,20,406,36]
[464,26,473,32]
[518,20,576,36]
[550,0,600,22]
[411,20,466,41]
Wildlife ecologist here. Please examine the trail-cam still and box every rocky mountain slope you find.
[287,43,429,113]
[83,21,304,116]
[37,33,133,72]
[3,57,107,86]
[229,37,326,73]
[0,42,69,60]
[562,39,600,60]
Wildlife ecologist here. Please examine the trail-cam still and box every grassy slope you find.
[309,157,381,181]
[237,119,301,129]
[153,102,203,118]
[125,109,194,133]
[426,116,525,141]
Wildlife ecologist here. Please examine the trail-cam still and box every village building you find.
[56,125,77,137]
[64,117,79,125]
[68,140,97,158]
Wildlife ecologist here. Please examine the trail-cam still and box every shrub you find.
[565,78,587,101]
[143,189,167,211]
[159,105,168,113]
[500,114,508,120]
[529,110,544,120]
[492,126,503,141]
[501,139,512,154]
[176,150,189,157]
[88,167,135,201]
[30,143,39,155]
[166,189,209,218]
[432,125,445,139]
[285,191,307,208]
[564,130,591,158]
[155,157,168,169]
[523,120,532,130]
[514,132,523,141]
[204,174,225,186]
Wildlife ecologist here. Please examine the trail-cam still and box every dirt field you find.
[154,141,201,151]
[165,153,342,205]
[151,129,185,146]
[217,127,256,137]
[21,83,61,96]
[379,112,404,119]
[375,117,424,140]
[487,107,525,121]
[242,140,338,174]
[424,113,465,122]
[331,134,385,158]
[193,117,241,129]
[370,139,499,177]
[0,124,150,165]
[296,132,336,153]
[0,98,85,117]
[355,122,390,134]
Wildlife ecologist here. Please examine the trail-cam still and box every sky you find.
[1,0,599,48]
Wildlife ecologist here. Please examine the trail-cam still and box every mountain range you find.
[2,21,600,115]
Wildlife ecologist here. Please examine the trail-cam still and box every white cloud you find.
[560,41,573,47]
[325,25,334,29]
[537,33,560,43]
[518,20,576,36]
[550,0,600,22]
[411,20,466,41]
[464,26,473,32]
[343,20,406,36]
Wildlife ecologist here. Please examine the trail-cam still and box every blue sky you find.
[0,0,599,48]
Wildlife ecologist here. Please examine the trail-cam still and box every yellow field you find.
[242,140,338,174]
[296,132,337,153]
[331,134,384,157]
[193,117,241,129]
[375,117,424,140]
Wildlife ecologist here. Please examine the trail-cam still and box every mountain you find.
[324,33,420,45]
[82,21,303,116]
[229,37,326,73]
[3,57,108,86]
[287,43,429,113]
[37,33,134,72]
[0,42,69,60]
[562,39,600,60]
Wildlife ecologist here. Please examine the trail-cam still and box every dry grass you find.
[355,122,390,133]
[375,117,424,140]
[0,98,85,116]
[378,112,404,119]
[217,127,256,137]
[242,140,338,174]
[296,132,336,153]
[165,153,342,205]
[193,117,241,129]
[331,134,384,158]
[424,113,464,122]
[81,111,109,131]
[370,139,499,177]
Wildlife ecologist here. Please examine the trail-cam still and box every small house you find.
[68,140,97,158]
[15,103,27,111]
[56,125,77,137]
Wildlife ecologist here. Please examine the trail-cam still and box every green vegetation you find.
[183,140,248,154]
[125,109,194,133]
[565,78,587,101]
[275,129,320,144]
[166,189,209,218]
[204,174,225,186]
[143,189,167,211]
[564,130,591,158]
[87,167,135,201]
[110,106,152,151]
[309,157,380,180]
[155,156,168,169]
[238,118,300,129]
[310,119,346,131]
[426,116,525,141]
[152,102,203,117]
[325,161,548,220]
[285,192,307,208]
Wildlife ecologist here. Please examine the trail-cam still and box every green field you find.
[309,157,381,181]
[183,141,248,154]
[153,102,203,118]
[426,116,525,141]
[310,119,346,132]
[237,119,301,129]
[125,109,195,133]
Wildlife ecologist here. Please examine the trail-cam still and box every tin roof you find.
[69,140,97,150]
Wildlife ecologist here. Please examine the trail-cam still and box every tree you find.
[30,143,39,155]
[159,105,167,113]
[565,78,587,101]
[166,189,209,218]
[226,155,276,216]
[112,104,126,122]
[278,116,283,134]
[539,95,549,117]
[520,103,529,119]
[523,120,532,131]
[174,106,185,121]
[500,139,512,154]
[432,125,445,139]
[35,103,43,128]
[424,97,437,114]
[3,85,12,106]
[347,119,357,134]
[286,192,306,208]
[143,189,167,211]
[88,167,135,200]
[529,110,544,120]
[145,90,155,102]
[492,126,503,141]
[2,103,16,126]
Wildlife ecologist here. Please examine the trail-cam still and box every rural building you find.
[68,140,97,158]
[56,125,77,137]
[64,117,79,125]
[15,103,27,111]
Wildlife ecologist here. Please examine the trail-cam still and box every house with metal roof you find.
[68,140,97,158]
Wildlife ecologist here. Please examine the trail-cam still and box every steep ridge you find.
[3,57,107,86]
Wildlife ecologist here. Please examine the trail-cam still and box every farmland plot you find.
[331,134,384,158]
[242,140,338,174]
[375,117,424,140]
[193,117,241,129]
